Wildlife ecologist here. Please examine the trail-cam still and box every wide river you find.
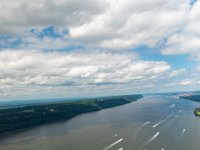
[1,96,200,150]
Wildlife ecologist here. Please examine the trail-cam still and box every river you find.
[1,96,200,150]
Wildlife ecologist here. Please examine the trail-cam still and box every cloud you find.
[0,0,199,99]
[0,49,171,97]
[69,0,190,49]
[0,0,107,34]
[161,1,200,72]
[1,0,191,50]
[168,68,186,78]
[166,79,200,87]
[0,26,81,50]
[162,0,200,56]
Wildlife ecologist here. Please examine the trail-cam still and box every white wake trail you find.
[135,121,151,134]
[113,134,118,137]
[182,129,186,135]
[102,139,123,150]
[152,122,161,128]
[169,103,176,108]
[147,132,160,143]
[138,132,160,149]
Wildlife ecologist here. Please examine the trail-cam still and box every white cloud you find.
[0,0,191,50]
[166,79,200,87]
[162,0,200,56]
[168,68,186,78]
[18,32,73,50]
[69,0,190,49]
[0,0,108,34]
[161,1,200,72]
[0,0,199,99]
[0,49,171,98]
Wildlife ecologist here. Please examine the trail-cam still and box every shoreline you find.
[0,94,143,136]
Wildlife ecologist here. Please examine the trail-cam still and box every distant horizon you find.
[1,0,200,101]
[0,89,199,102]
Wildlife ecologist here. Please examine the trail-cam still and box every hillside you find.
[0,94,143,134]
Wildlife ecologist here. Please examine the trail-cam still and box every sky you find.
[0,0,200,100]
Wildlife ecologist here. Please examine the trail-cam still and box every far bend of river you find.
[1,96,200,150]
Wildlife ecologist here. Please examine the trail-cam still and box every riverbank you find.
[180,94,200,116]
[0,94,143,134]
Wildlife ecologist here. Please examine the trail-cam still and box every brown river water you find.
[0,95,200,150]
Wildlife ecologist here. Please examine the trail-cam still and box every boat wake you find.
[135,121,151,134]
[102,139,123,150]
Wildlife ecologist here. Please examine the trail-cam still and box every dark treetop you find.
[180,94,200,116]
[0,94,143,134]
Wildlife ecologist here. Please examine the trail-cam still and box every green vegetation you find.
[180,95,200,116]
[180,95,200,103]
[0,94,142,134]
[194,108,200,116]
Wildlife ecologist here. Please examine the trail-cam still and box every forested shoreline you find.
[0,94,143,134]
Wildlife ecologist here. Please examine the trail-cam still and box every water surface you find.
[1,96,200,150]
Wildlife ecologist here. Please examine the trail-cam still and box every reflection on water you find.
[1,96,200,150]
